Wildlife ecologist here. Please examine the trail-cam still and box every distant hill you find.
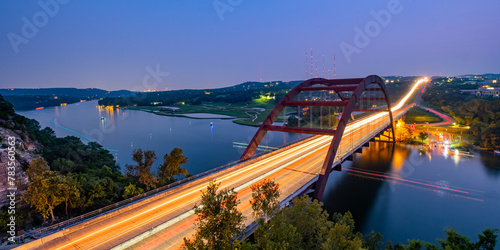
[98,80,303,107]
[457,73,500,79]
[0,88,136,110]
[0,88,135,98]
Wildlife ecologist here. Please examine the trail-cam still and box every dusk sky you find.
[1,1,499,91]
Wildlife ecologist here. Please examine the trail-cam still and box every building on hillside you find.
[460,86,500,97]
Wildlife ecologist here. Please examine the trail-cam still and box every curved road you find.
[16,78,428,250]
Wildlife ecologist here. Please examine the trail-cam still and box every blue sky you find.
[1,0,499,90]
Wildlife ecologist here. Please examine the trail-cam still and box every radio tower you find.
[322,54,325,78]
[310,48,313,79]
[259,65,262,82]
[315,58,318,78]
[305,52,308,80]
[333,52,336,79]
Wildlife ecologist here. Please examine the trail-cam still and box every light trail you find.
[27,77,428,250]
[344,168,469,194]
[53,135,335,250]
[53,118,119,152]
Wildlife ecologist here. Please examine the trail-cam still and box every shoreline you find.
[125,107,263,127]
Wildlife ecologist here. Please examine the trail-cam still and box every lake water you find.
[19,100,500,246]
[18,100,300,174]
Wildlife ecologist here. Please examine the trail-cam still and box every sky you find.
[1,0,499,91]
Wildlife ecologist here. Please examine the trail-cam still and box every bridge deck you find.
[17,107,409,250]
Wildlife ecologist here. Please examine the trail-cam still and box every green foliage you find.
[363,231,384,250]
[281,196,332,249]
[422,80,500,149]
[183,180,244,250]
[250,179,280,222]
[125,149,158,191]
[0,94,16,120]
[3,95,84,111]
[254,213,302,250]
[418,132,429,143]
[286,115,299,127]
[254,196,363,250]
[323,212,363,250]
[157,148,189,186]
[404,106,442,124]
[122,183,144,199]
[406,240,423,250]
[98,81,299,107]
[392,227,498,250]
[22,158,66,224]
[59,174,81,217]
[476,228,498,250]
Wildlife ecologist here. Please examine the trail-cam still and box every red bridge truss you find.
[240,75,396,200]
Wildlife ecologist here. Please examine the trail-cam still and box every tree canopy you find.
[183,180,244,250]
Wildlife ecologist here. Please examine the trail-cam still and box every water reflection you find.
[322,142,409,231]
[478,151,500,177]
[321,141,500,245]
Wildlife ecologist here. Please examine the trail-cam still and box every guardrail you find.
[32,135,314,236]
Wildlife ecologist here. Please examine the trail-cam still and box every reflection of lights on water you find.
[453,149,460,166]
[443,144,449,159]
[392,150,405,172]
[436,180,450,197]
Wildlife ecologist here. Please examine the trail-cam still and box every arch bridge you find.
[240,75,396,200]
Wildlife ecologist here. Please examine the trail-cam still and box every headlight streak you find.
[51,78,429,250]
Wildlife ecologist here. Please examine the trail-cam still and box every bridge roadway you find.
[19,79,426,250]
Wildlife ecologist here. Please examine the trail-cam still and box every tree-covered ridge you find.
[97,77,418,108]
[1,88,135,111]
[98,80,302,107]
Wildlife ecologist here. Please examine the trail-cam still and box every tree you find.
[286,115,299,127]
[125,149,157,191]
[23,157,65,224]
[59,174,81,217]
[183,180,244,249]
[363,231,384,250]
[476,228,498,250]
[254,195,363,250]
[323,212,363,250]
[418,132,428,143]
[122,183,144,199]
[321,114,340,128]
[157,148,189,186]
[277,196,333,250]
[254,209,302,250]
[394,119,413,143]
[250,179,280,222]
[480,126,500,150]
[397,227,498,250]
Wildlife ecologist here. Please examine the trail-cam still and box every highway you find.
[17,78,428,250]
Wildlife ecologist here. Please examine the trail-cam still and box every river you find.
[19,100,500,246]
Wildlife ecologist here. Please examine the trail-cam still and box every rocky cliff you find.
[0,122,40,208]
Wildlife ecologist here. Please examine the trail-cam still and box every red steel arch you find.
[240,75,396,201]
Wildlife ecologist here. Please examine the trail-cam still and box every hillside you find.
[0,88,135,111]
